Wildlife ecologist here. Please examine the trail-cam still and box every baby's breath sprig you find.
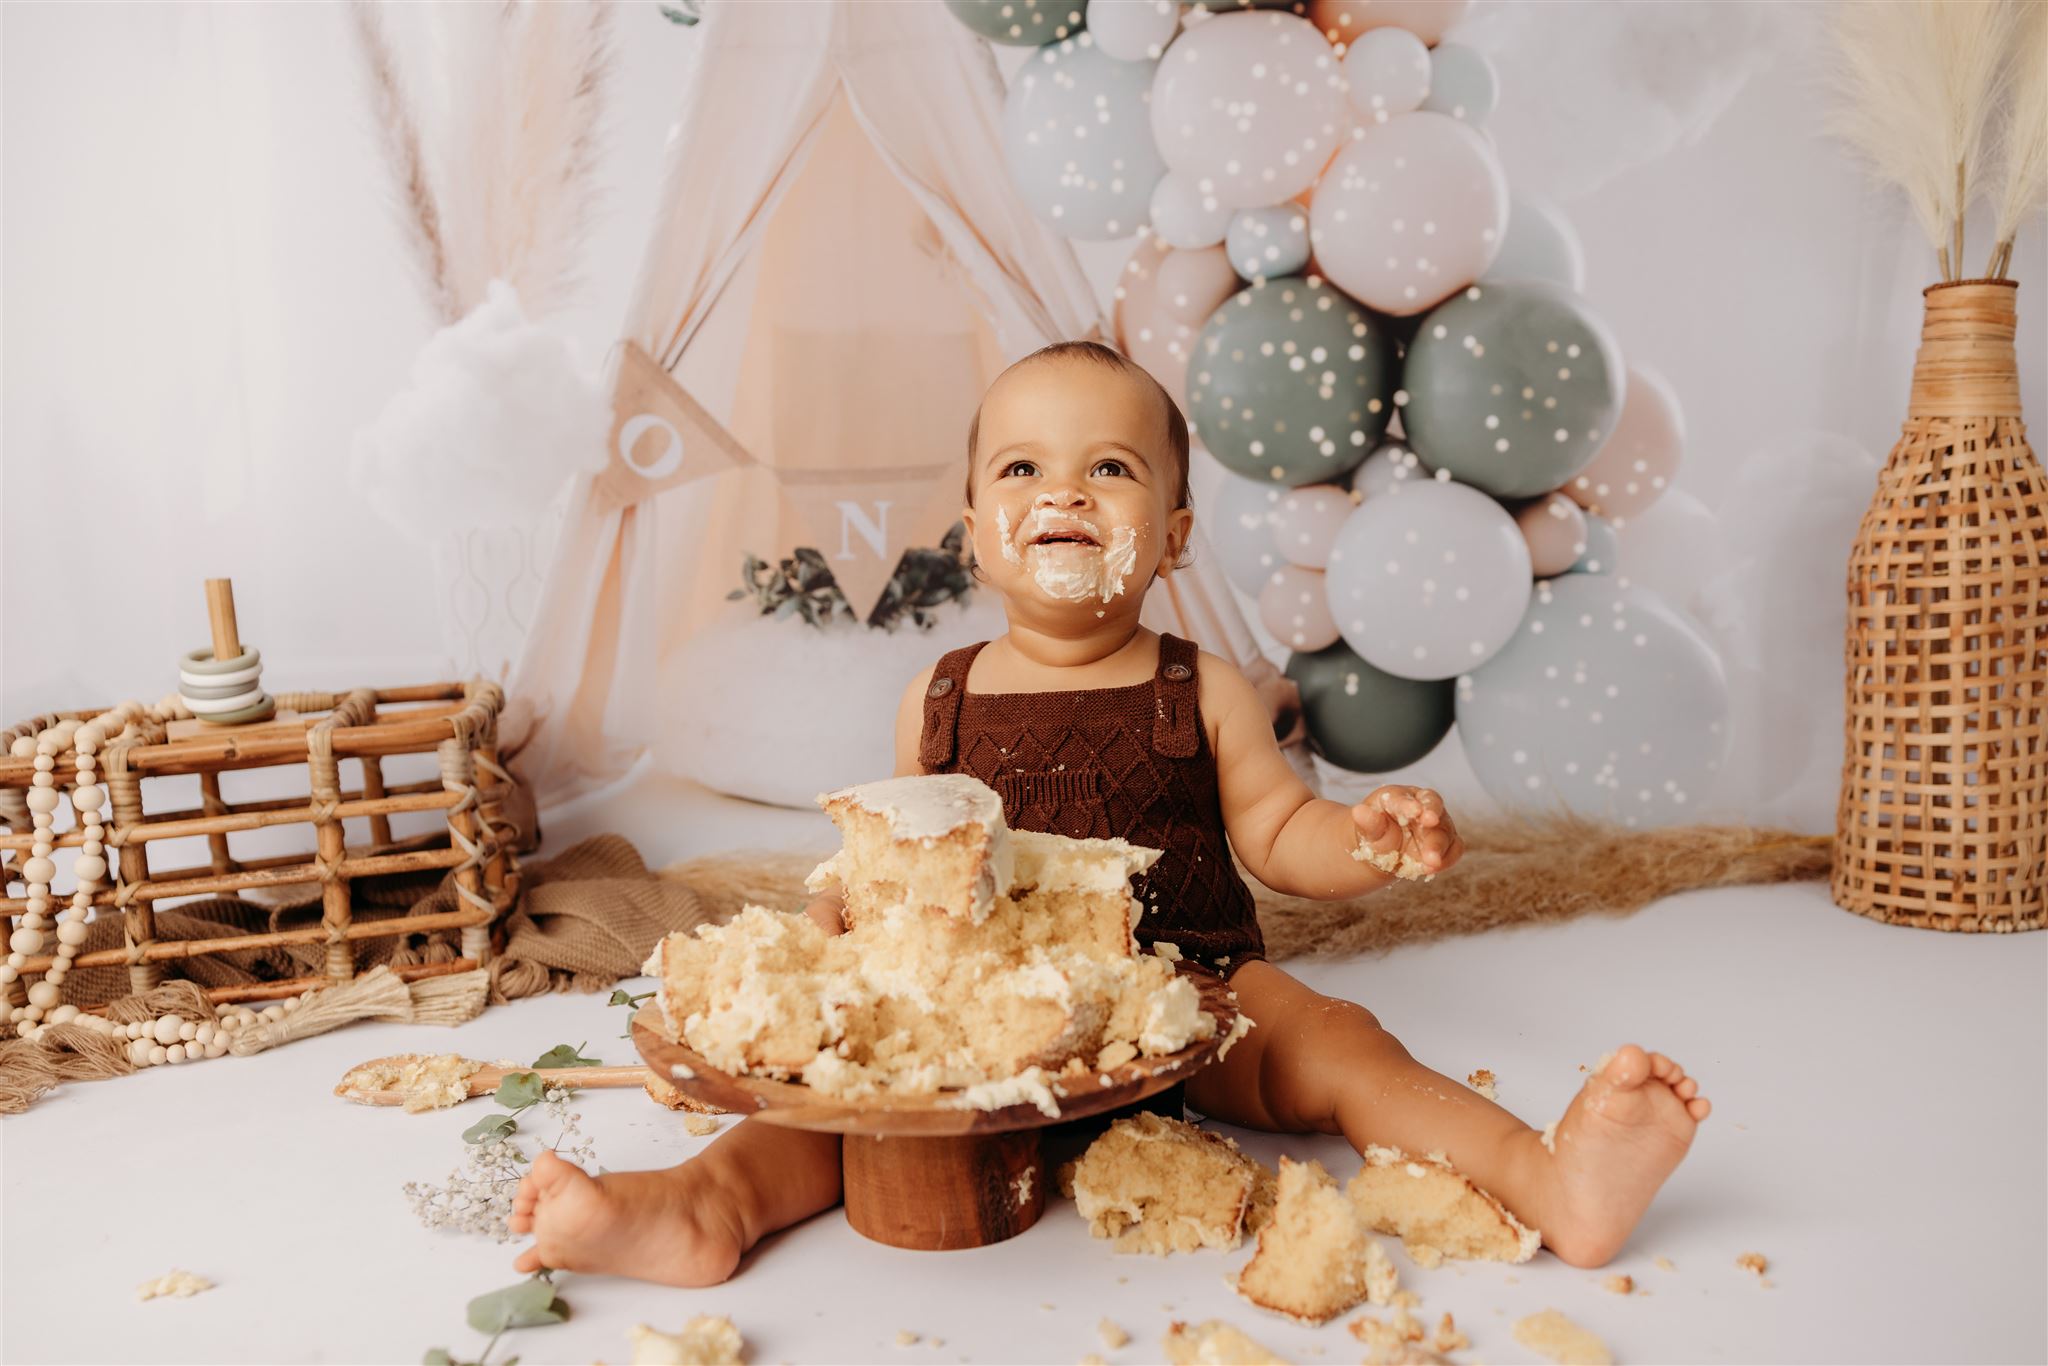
[402,1045,602,1241]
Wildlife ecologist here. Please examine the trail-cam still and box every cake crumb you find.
[136,1270,213,1302]
[1405,1242,1444,1269]
[1431,1312,1469,1353]
[1081,1356,1108,1366]
[1098,1318,1130,1350]
[1512,1308,1612,1365]
[896,1330,921,1347]
[1390,1290,1421,1311]
[682,1113,720,1136]
[1653,1255,1676,1272]
[1465,1068,1497,1100]
[1538,1121,1558,1154]
[1153,941,1183,961]
[1602,1273,1633,1295]
[1736,1251,1768,1277]
[1165,1319,1290,1364]
[626,1317,744,1365]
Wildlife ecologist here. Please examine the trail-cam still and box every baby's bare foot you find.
[1536,1045,1709,1267]
[508,1149,746,1287]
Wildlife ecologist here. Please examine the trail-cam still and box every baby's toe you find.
[1648,1051,1679,1081]
[1685,1096,1712,1122]
[1673,1076,1699,1101]
[1602,1044,1651,1087]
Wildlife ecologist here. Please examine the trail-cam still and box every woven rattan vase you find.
[1835,279,2047,930]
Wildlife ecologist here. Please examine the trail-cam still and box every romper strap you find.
[1151,633,1201,758]
[918,640,988,771]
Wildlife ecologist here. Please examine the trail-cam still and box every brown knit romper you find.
[917,632,1265,976]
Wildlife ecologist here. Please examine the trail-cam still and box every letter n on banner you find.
[593,341,757,512]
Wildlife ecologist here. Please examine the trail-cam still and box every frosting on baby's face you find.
[965,359,1190,624]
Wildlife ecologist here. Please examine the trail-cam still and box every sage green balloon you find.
[945,0,1086,45]
[1186,276,1399,489]
[1401,279,1625,499]
[1286,640,1455,773]
[1420,42,1500,127]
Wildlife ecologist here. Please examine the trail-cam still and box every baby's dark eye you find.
[1092,459,1129,478]
[1000,460,1038,478]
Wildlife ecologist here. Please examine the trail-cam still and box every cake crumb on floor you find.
[682,1113,720,1136]
[1654,1255,1676,1272]
[1098,1318,1130,1350]
[136,1270,213,1302]
[1602,1273,1633,1294]
[1513,1308,1612,1366]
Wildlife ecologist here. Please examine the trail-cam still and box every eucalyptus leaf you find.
[532,1042,603,1070]
[463,1112,518,1145]
[494,1072,546,1109]
[422,1350,455,1366]
[607,989,634,1006]
[466,1278,569,1335]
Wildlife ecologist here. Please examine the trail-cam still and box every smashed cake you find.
[1063,1112,1270,1254]
[1234,1157,1398,1324]
[1346,1144,1541,1264]
[644,774,1236,1117]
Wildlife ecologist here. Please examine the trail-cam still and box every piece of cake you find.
[1349,1310,1449,1365]
[1465,1068,1497,1100]
[1066,1112,1268,1254]
[627,1315,746,1365]
[338,1052,483,1112]
[808,774,1016,926]
[135,1270,213,1302]
[1234,1157,1396,1324]
[1511,1309,1611,1366]
[1162,1320,1290,1365]
[1346,1144,1540,1264]
[1350,811,1435,881]
[643,1071,728,1115]
[646,774,1225,1117]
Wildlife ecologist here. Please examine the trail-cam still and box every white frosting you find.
[949,1065,1062,1118]
[819,774,1017,920]
[997,506,1024,566]
[1026,524,1141,604]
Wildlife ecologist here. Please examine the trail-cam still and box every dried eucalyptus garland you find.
[729,522,976,631]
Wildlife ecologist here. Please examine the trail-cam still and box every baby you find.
[510,341,1709,1283]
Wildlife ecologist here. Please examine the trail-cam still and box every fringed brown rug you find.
[657,814,1831,960]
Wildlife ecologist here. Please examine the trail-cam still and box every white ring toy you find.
[181,688,269,717]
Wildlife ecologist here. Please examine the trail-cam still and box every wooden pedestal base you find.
[842,1130,1047,1251]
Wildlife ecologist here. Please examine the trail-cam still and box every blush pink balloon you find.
[1564,362,1685,523]
[1114,237,1240,410]
[1307,0,1473,50]
[1149,11,1353,211]
[1514,492,1589,578]
[1309,111,1507,315]
[1259,563,1342,652]
[1269,484,1359,568]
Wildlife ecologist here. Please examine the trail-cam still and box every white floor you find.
[3,784,2044,1366]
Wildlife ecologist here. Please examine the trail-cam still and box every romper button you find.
[928,677,954,698]
[1163,663,1192,682]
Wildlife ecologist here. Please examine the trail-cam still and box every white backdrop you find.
[3,1,2042,835]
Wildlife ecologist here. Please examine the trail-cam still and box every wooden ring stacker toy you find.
[181,578,275,725]
[630,973,1240,1252]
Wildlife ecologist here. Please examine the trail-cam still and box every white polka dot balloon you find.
[1455,575,1729,827]
[1003,34,1167,240]
[1150,171,1234,248]
[1325,476,1533,681]
[1563,361,1685,522]
[1225,204,1313,280]
[1349,439,1436,498]
[1259,563,1342,651]
[1270,483,1357,568]
[1114,237,1239,406]
[1090,0,1181,62]
[1307,111,1509,316]
[1341,26,1432,125]
[1149,10,1352,211]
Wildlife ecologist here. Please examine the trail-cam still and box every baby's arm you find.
[1203,652,1461,899]
[802,663,938,935]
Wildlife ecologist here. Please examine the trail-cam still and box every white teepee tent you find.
[504,0,1305,812]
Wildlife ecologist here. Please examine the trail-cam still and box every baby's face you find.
[963,359,1191,616]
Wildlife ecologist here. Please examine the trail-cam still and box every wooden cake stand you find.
[630,977,1238,1252]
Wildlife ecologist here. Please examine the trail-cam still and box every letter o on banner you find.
[618,413,684,481]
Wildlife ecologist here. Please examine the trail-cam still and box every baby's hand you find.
[1349,785,1462,879]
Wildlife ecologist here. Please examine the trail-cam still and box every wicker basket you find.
[1834,279,2048,930]
[0,682,520,1009]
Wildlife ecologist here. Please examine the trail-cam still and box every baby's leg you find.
[1187,960,1707,1267]
[508,1119,842,1286]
